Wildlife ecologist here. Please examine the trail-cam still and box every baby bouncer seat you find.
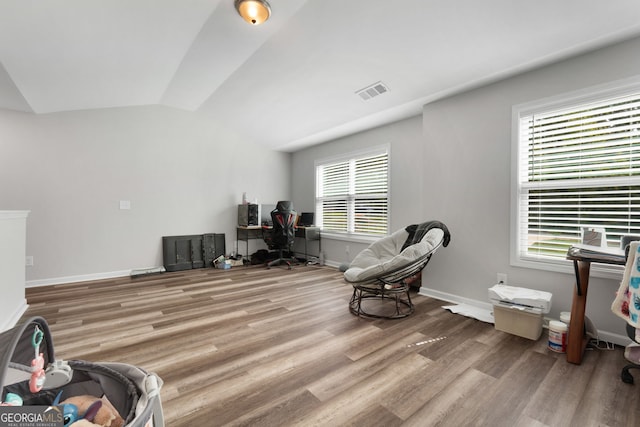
[344,221,450,319]
[0,316,164,426]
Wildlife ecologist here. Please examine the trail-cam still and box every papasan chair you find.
[345,220,450,319]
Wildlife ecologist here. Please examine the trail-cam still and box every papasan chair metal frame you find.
[345,221,450,319]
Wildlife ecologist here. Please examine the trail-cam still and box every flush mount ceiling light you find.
[235,0,271,25]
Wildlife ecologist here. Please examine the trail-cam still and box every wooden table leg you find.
[567,260,591,364]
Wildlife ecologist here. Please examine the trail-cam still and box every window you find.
[316,147,389,237]
[512,80,640,272]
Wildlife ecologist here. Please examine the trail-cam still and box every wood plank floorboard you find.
[19,265,640,426]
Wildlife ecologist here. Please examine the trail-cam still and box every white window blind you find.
[515,89,640,264]
[316,150,389,236]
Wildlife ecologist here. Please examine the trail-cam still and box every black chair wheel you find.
[621,368,635,384]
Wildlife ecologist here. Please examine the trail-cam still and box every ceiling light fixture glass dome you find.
[234,0,271,25]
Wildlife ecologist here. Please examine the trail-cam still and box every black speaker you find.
[238,204,259,226]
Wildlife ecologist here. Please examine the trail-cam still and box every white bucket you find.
[548,320,568,353]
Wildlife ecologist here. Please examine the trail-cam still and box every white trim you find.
[313,143,390,168]
[0,210,30,220]
[598,331,632,347]
[25,269,137,288]
[512,256,625,281]
[323,259,341,269]
[513,75,640,117]
[320,231,379,244]
[510,103,522,268]
[0,299,28,333]
[510,75,640,271]
[418,287,494,312]
[387,146,393,230]
[315,143,391,236]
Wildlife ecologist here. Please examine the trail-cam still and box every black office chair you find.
[264,201,298,269]
[621,323,640,384]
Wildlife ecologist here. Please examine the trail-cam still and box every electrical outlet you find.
[25,256,34,267]
[497,273,507,284]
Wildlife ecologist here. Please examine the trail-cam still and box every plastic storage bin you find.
[492,302,544,340]
[488,284,552,340]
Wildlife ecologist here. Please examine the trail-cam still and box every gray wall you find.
[291,115,425,266]
[0,105,290,284]
[292,36,640,343]
[421,36,640,343]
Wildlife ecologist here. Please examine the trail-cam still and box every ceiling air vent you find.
[356,81,389,101]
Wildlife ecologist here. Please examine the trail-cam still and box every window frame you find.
[315,144,390,242]
[510,76,640,278]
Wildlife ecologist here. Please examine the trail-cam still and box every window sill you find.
[511,257,624,281]
[320,231,381,245]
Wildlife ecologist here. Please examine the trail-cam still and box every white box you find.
[492,302,543,340]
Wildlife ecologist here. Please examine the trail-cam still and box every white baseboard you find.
[26,269,134,288]
[419,287,493,311]
[0,298,28,333]
[419,286,632,347]
[323,260,341,268]
[596,331,631,347]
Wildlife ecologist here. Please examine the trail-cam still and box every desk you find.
[236,226,321,262]
[236,226,264,258]
[565,245,625,364]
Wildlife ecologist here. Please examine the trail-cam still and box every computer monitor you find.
[298,212,314,227]
[260,204,276,225]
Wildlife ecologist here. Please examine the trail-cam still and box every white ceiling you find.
[2,0,640,152]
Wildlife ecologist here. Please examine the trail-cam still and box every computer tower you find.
[238,204,260,226]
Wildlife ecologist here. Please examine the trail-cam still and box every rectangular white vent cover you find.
[356,81,389,101]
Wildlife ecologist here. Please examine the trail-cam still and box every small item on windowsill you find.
[582,227,606,246]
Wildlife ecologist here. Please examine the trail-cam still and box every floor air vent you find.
[356,81,389,101]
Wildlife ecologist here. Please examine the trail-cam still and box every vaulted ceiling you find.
[2,0,640,151]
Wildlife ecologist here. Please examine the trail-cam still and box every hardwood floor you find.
[21,265,640,426]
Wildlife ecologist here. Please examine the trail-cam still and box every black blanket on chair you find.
[401,220,451,252]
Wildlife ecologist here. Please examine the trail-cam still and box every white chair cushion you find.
[344,227,444,283]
